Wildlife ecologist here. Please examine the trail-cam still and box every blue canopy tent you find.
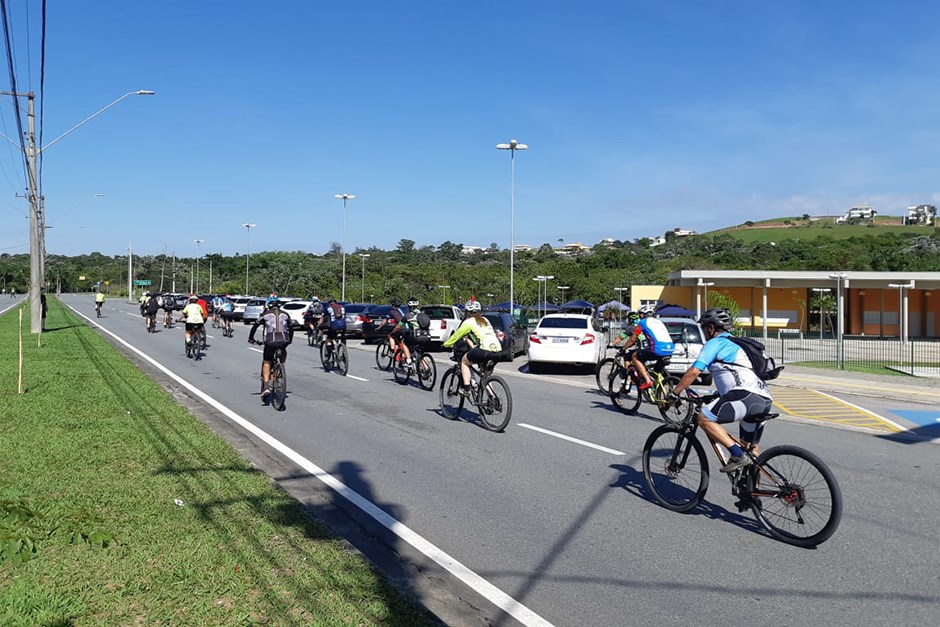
[656,304,696,318]
[526,302,561,317]
[487,301,512,311]
[597,300,629,313]
[560,299,595,315]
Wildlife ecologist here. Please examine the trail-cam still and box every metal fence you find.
[742,330,940,376]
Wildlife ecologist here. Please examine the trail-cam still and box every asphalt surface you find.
[45,295,940,626]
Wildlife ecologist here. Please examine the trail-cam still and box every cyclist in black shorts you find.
[249,296,293,400]
[319,298,346,350]
[376,299,413,365]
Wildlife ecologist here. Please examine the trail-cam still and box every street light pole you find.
[359,254,370,302]
[888,282,915,343]
[557,285,569,304]
[242,223,255,295]
[534,275,554,318]
[811,288,829,342]
[193,239,204,294]
[696,279,715,315]
[334,194,355,302]
[0,88,154,333]
[615,287,630,323]
[437,284,451,304]
[829,273,848,368]
[497,139,528,320]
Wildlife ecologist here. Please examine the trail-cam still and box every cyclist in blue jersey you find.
[671,308,774,473]
[610,304,675,390]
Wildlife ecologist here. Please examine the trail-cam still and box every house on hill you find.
[904,205,936,226]
[836,205,876,224]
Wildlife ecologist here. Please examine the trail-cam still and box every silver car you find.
[242,298,266,324]
[659,316,712,385]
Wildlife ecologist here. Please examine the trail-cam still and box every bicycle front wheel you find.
[320,342,331,369]
[478,375,512,432]
[609,368,642,414]
[439,369,464,420]
[656,376,688,424]
[307,330,315,347]
[335,343,349,376]
[642,425,710,512]
[375,343,392,371]
[392,355,410,384]
[417,353,437,390]
[270,363,287,411]
[748,445,843,547]
[595,357,618,393]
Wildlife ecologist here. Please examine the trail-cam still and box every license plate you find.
[552,337,568,343]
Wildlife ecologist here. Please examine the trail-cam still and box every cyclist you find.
[180,295,206,348]
[670,308,774,473]
[159,293,174,327]
[211,295,224,327]
[610,304,674,390]
[249,296,293,401]
[219,295,235,335]
[138,291,149,316]
[303,296,324,341]
[319,298,346,354]
[95,289,105,315]
[442,297,506,396]
[143,292,160,330]
[196,294,209,322]
[376,298,413,365]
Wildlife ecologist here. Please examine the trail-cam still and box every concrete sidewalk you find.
[772,364,940,405]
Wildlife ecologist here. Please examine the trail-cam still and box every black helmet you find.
[698,308,733,331]
[390,298,401,308]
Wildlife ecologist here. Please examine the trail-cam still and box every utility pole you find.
[127,243,133,303]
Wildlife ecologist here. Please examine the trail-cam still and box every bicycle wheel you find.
[609,367,642,414]
[320,342,332,369]
[595,357,618,393]
[478,375,512,432]
[185,338,192,359]
[307,330,315,347]
[375,343,392,371]
[439,369,464,420]
[392,354,410,384]
[270,362,287,411]
[335,343,349,376]
[199,330,207,350]
[642,425,710,512]
[417,353,437,390]
[747,445,843,547]
[656,376,687,424]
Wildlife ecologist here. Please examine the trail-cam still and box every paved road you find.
[56,295,940,626]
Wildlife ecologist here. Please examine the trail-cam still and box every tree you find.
[397,239,415,254]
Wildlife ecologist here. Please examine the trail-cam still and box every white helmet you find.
[638,304,656,316]
[465,298,482,312]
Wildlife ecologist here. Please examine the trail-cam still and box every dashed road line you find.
[518,423,625,455]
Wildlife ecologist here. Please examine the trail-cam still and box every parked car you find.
[232,296,253,320]
[527,313,606,372]
[170,293,189,311]
[343,303,372,337]
[421,304,463,345]
[482,312,529,358]
[280,299,312,330]
[658,316,712,385]
[361,305,394,343]
[241,298,266,324]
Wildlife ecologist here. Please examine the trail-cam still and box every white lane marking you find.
[347,374,369,382]
[0,301,21,316]
[248,347,263,353]
[63,301,553,627]
[815,390,908,431]
[518,423,625,456]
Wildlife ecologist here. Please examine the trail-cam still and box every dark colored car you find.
[483,312,529,358]
[360,305,394,344]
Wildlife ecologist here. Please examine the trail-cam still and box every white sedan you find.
[526,313,606,372]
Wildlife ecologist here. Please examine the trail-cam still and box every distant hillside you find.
[711,215,934,243]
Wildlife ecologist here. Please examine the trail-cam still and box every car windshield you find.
[247,299,265,306]
[664,322,703,344]
[281,302,307,310]
[482,314,506,329]
[538,317,588,329]
[424,306,456,319]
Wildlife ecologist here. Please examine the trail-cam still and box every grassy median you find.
[0,298,435,626]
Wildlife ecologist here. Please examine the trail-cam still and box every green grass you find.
[714,220,933,243]
[786,360,911,377]
[0,299,436,626]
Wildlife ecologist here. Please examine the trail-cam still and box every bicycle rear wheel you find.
[642,425,710,512]
[595,357,618,393]
[320,342,332,369]
[609,368,642,414]
[747,445,843,547]
[478,375,512,432]
[392,355,410,384]
[307,330,315,347]
[335,343,349,376]
[375,343,392,371]
[439,369,464,420]
[270,362,287,411]
[417,353,437,390]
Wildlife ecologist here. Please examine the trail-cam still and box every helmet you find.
[266,295,281,307]
[390,298,401,308]
[627,311,640,322]
[310,296,319,302]
[189,294,198,302]
[465,297,482,312]
[638,304,655,316]
[698,308,733,331]
[407,297,419,307]
[144,291,151,297]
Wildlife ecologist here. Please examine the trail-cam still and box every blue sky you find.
[0,1,937,258]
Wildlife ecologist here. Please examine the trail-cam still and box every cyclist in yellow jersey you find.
[180,294,206,347]
[443,297,506,396]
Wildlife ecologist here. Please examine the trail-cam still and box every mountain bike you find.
[308,325,326,348]
[608,349,682,423]
[439,353,512,432]
[320,338,349,376]
[146,313,156,333]
[375,336,394,371]
[95,301,103,318]
[390,336,437,390]
[642,390,843,547]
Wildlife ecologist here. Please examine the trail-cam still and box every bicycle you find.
[146,313,156,333]
[390,335,437,390]
[221,318,234,338]
[608,349,682,423]
[95,301,103,318]
[308,325,326,348]
[439,353,512,432]
[375,335,394,371]
[183,323,207,359]
[642,390,843,547]
[163,310,174,328]
[320,338,349,376]
[252,341,287,411]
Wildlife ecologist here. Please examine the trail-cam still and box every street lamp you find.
[534,275,554,318]
[242,223,255,295]
[496,138,527,320]
[697,279,715,314]
[0,88,155,333]
[811,288,829,342]
[888,282,915,343]
[437,284,451,304]
[193,239,204,294]
[615,287,630,323]
[829,272,848,368]
[334,193,355,301]
[557,285,570,304]
[359,254,370,303]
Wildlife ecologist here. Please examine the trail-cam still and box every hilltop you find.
[710,215,935,244]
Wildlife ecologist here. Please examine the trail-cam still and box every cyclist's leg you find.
[739,395,773,456]
[633,350,654,386]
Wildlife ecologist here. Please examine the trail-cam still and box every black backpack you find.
[724,336,783,381]
[415,311,431,330]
